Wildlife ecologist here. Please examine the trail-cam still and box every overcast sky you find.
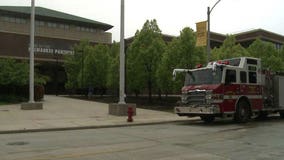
[2,0,284,41]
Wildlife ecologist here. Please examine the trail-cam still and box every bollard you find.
[127,106,133,122]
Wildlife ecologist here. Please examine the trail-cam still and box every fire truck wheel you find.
[235,100,250,123]
[200,116,215,123]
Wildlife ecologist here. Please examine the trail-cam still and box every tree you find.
[64,40,111,95]
[107,42,119,94]
[64,40,90,90]
[127,19,166,101]
[156,27,206,95]
[211,35,249,60]
[84,44,110,94]
[247,39,283,71]
[0,58,29,86]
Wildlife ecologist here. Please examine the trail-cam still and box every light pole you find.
[119,0,125,104]
[207,0,221,63]
[21,0,42,109]
[29,0,35,103]
[109,0,136,116]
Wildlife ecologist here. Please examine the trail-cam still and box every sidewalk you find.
[0,95,191,134]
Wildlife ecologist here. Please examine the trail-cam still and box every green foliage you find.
[64,40,110,94]
[84,44,110,89]
[64,40,89,89]
[211,35,249,60]
[156,27,206,94]
[0,58,47,103]
[107,42,119,93]
[127,19,166,99]
[0,58,29,86]
[247,39,283,71]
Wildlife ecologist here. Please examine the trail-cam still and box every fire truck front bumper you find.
[175,105,221,116]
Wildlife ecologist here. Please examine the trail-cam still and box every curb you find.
[0,119,192,134]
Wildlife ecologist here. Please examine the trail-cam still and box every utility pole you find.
[21,0,43,109]
[109,0,136,116]
[119,0,125,104]
[207,0,221,63]
[29,0,35,103]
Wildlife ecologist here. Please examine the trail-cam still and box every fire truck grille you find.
[182,91,206,105]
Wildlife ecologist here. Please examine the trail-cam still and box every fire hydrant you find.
[127,107,134,122]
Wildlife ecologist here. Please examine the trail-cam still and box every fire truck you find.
[173,57,284,123]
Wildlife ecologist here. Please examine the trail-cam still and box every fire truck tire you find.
[235,100,250,123]
[200,116,215,123]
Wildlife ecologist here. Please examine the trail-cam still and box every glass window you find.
[9,17,15,23]
[59,24,65,29]
[64,25,69,29]
[225,69,236,84]
[249,72,257,83]
[240,71,247,83]
[47,22,57,28]
[3,16,9,22]
[15,18,21,23]
[184,68,223,86]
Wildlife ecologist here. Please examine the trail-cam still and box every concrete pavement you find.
[0,95,191,133]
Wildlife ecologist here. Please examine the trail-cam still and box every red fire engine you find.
[173,57,284,123]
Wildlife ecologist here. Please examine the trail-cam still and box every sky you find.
[1,0,284,41]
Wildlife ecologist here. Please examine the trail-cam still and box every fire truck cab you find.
[173,57,284,123]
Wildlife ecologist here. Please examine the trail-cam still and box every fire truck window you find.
[249,72,257,83]
[240,71,247,83]
[225,69,236,84]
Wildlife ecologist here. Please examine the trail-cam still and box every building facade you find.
[0,6,113,93]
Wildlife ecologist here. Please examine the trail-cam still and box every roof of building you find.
[0,6,113,31]
[234,28,284,44]
[210,28,284,44]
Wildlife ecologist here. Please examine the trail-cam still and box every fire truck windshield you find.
[184,68,222,86]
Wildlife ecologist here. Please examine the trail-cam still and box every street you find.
[1,117,284,160]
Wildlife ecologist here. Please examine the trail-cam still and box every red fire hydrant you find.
[127,107,134,122]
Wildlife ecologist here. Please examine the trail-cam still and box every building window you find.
[35,20,45,26]
[59,24,69,30]
[47,22,57,28]
[76,26,100,33]
[2,16,26,24]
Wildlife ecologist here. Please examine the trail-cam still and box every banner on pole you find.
[196,21,207,47]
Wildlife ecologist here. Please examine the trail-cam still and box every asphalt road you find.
[1,117,284,160]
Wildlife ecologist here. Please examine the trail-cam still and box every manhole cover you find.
[7,141,29,146]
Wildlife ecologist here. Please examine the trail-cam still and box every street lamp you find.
[21,0,42,109]
[29,0,35,103]
[207,0,221,63]
[119,0,125,104]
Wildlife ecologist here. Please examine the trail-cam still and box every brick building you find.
[0,6,113,93]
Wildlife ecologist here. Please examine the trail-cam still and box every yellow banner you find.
[196,21,207,47]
